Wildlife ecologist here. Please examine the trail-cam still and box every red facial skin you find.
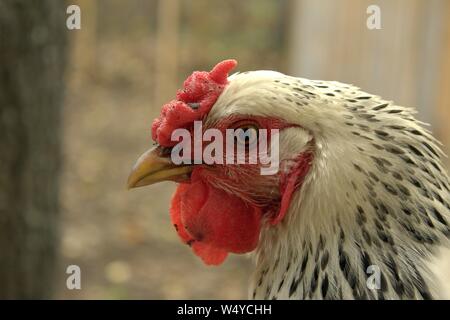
[197,116,293,210]
[152,60,313,265]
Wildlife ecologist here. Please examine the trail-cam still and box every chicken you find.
[127,59,450,299]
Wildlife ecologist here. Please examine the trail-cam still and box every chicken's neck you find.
[250,156,444,300]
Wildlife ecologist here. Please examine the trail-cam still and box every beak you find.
[127,146,193,189]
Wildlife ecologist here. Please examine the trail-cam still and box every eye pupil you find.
[236,125,259,145]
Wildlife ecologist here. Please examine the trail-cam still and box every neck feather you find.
[251,137,449,300]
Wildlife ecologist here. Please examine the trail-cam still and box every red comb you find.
[152,59,237,146]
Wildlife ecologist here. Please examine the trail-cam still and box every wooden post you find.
[68,0,97,85]
[154,0,180,109]
[436,1,450,167]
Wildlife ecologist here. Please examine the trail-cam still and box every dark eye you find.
[235,125,259,146]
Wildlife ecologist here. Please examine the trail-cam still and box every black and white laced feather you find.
[207,70,450,300]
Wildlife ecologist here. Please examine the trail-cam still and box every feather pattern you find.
[207,71,450,300]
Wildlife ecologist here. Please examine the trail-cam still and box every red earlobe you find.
[271,152,313,225]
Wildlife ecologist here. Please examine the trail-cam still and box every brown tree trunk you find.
[0,0,67,298]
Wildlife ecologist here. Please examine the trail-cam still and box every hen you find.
[128,60,450,299]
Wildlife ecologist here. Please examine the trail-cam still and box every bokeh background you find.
[1,0,449,299]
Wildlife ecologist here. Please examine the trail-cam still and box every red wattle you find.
[170,169,262,265]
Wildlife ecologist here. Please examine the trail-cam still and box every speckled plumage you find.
[206,70,450,300]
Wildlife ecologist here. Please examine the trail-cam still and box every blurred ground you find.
[56,38,253,299]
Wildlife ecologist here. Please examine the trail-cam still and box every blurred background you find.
[0,0,449,299]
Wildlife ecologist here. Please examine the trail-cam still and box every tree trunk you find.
[0,0,67,298]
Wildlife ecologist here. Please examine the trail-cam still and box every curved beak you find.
[127,146,193,189]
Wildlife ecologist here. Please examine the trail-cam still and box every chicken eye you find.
[235,125,259,146]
